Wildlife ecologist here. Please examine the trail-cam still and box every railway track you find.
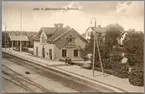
[2,52,113,92]
[2,65,51,92]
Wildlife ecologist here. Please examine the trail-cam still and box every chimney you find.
[98,25,101,28]
[54,23,63,28]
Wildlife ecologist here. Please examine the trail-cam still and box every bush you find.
[112,54,123,61]
[112,62,129,78]
[103,58,112,69]
[129,66,144,86]
[126,54,136,66]
[123,31,144,66]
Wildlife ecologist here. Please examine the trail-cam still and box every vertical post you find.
[20,8,22,32]
[5,26,7,50]
[92,19,96,77]
[12,41,13,50]
[20,8,22,52]
[96,33,104,76]
[19,40,22,52]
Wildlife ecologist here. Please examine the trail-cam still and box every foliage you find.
[105,24,124,48]
[86,23,124,70]
[102,58,112,69]
[111,54,123,61]
[123,31,144,66]
[112,62,129,78]
[129,66,144,86]
[102,24,124,58]
[85,34,94,54]
[79,48,88,61]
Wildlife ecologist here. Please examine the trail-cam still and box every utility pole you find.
[5,25,7,50]
[96,33,105,76]
[91,18,105,77]
[92,18,96,77]
[20,8,22,52]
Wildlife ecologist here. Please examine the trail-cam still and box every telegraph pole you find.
[96,33,105,76]
[91,18,105,77]
[5,25,7,50]
[92,18,96,77]
[20,8,22,52]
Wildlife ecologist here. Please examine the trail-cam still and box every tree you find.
[105,24,124,46]
[123,31,144,67]
[79,48,88,63]
[104,23,124,57]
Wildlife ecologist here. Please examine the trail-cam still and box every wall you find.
[74,37,86,49]
[33,41,43,57]
[60,47,82,60]
[34,41,55,60]
[54,44,61,60]
[45,43,55,60]
[40,30,47,44]
[54,37,86,61]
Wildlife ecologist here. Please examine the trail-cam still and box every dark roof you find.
[3,31,37,41]
[34,27,57,40]
[34,26,88,49]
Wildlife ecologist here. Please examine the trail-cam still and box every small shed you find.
[3,31,29,51]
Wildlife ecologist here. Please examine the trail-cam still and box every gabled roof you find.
[84,26,106,40]
[34,25,88,49]
[53,28,88,49]
[34,27,57,41]
[118,31,127,39]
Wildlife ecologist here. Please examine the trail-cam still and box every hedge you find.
[102,58,112,69]
[111,62,129,78]
[129,66,144,86]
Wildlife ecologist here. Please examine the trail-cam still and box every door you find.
[42,47,45,58]
[49,49,52,60]
[36,47,38,56]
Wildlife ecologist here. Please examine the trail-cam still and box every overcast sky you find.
[2,1,144,34]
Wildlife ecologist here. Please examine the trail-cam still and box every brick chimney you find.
[98,25,101,28]
[54,23,63,28]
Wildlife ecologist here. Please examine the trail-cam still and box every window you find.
[62,49,67,57]
[74,49,78,57]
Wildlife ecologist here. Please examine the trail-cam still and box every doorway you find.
[36,47,38,56]
[49,49,52,60]
[42,47,45,58]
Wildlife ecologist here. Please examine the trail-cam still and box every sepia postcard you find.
[2,1,144,93]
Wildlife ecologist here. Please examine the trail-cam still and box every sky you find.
[2,1,144,34]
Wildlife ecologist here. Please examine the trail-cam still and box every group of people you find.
[65,57,73,65]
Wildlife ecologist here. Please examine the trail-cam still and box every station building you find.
[33,23,88,61]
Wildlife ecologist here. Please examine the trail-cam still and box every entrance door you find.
[36,47,38,56]
[42,47,45,58]
[49,49,52,60]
